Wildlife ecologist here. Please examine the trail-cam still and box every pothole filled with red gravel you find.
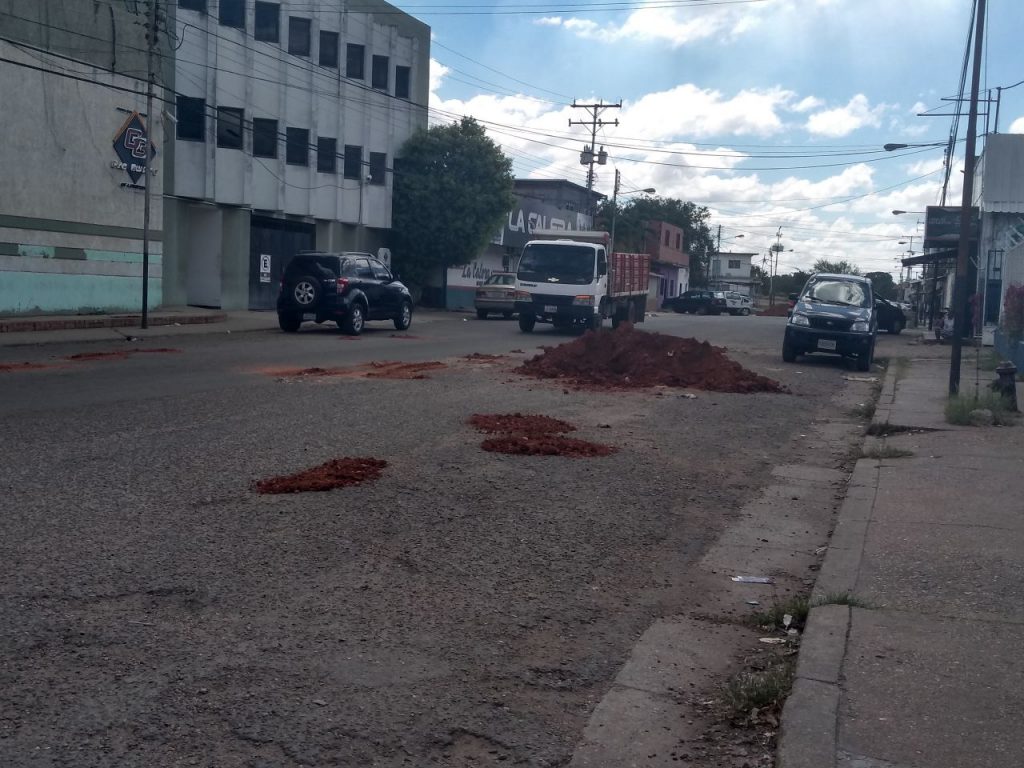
[256,457,388,494]
[469,412,614,458]
[468,413,576,435]
[263,361,446,381]
[516,324,786,393]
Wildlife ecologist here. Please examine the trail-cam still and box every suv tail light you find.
[335,278,349,293]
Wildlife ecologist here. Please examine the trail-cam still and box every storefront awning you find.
[902,249,957,267]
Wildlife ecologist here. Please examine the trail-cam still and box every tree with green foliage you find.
[865,271,897,300]
[391,118,515,289]
[812,259,861,275]
[595,196,716,285]
[772,270,811,298]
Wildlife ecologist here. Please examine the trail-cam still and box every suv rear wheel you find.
[394,301,413,331]
[290,276,322,309]
[341,302,366,335]
[278,312,302,333]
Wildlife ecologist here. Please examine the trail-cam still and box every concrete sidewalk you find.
[779,349,1024,768]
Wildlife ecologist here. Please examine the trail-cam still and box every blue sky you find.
[409,0,1023,277]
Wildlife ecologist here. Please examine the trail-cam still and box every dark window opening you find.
[317,137,337,173]
[346,44,365,79]
[216,107,244,149]
[254,2,280,42]
[288,17,311,56]
[343,145,362,180]
[319,31,339,68]
[395,65,410,99]
[369,152,386,185]
[728,259,741,270]
[176,95,206,141]
[286,127,310,166]
[218,0,244,29]
[179,0,206,12]
[371,55,389,90]
[252,118,278,158]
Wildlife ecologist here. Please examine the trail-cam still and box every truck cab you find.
[514,234,608,332]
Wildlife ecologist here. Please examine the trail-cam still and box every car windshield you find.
[484,274,515,286]
[517,244,595,285]
[802,278,870,308]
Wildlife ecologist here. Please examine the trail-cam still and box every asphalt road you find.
[0,312,904,767]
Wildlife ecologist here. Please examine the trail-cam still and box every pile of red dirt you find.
[0,362,51,373]
[264,361,446,380]
[469,412,614,458]
[758,304,792,317]
[468,413,576,435]
[516,324,785,394]
[64,348,181,361]
[481,434,616,457]
[256,457,388,494]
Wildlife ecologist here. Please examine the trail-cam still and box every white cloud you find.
[805,94,889,137]
[429,58,449,95]
[1009,116,1024,133]
[534,16,563,26]
[792,96,824,113]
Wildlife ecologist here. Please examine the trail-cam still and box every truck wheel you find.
[518,313,536,333]
[740,307,751,316]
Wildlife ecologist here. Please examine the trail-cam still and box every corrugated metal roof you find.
[978,134,1024,212]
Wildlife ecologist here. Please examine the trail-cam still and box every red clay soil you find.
[264,361,446,380]
[256,457,388,494]
[481,434,616,458]
[363,361,446,379]
[516,324,786,394]
[0,362,51,373]
[468,413,576,435]
[64,348,182,361]
[758,304,792,317]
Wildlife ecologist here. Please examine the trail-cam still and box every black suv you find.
[661,290,728,315]
[783,273,876,371]
[874,297,906,334]
[277,252,412,335]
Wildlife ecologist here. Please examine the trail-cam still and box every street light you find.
[609,169,655,253]
[892,210,926,216]
[883,141,948,152]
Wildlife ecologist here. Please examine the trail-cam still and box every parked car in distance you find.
[474,273,517,319]
[276,252,413,336]
[725,291,753,315]
[783,273,877,371]
[661,289,728,315]
[874,297,907,334]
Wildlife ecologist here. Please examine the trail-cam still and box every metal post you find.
[141,0,159,329]
[609,169,620,253]
[950,0,986,396]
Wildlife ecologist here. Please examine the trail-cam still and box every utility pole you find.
[569,100,620,214]
[950,0,986,396]
[768,227,783,306]
[610,169,620,253]
[141,0,160,329]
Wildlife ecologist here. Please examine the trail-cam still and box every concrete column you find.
[219,207,251,310]
[161,198,189,306]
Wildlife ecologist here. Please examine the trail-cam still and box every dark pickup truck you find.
[874,297,907,334]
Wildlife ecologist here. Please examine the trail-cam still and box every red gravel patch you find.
[0,362,51,373]
[256,457,388,494]
[481,434,616,458]
[65,348,182,361]
[364,361,446,379]
[262,361,446,380]
[468,413,576,435]
[516,324,785,394]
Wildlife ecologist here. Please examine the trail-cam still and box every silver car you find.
[725,291,753,315]
[474,273,517,319]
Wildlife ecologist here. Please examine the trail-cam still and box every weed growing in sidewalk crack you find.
[945,392,1020,426]
[724,662,794,718]
[859,445,914,459]
[749,596,810,631]
[816,592,873,609]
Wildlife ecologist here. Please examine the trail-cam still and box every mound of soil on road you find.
[65,348,182,361]
[256,457,388,494]
[517,324,785,394]
[481,434,616,458]
[469,413,576,435]
[758,304,791,317]
[0,362,51,373]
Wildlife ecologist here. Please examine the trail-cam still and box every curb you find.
[777,364,895,768]
[0,313,228,334]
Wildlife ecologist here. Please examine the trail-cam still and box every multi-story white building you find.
[709,251,756,295]
[165,0,429,310]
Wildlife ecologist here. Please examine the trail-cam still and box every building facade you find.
[164,0,430,310]
[437,179,600,310]
[0,1,165,315]
[642,220,689,304]
[709,251,756,295]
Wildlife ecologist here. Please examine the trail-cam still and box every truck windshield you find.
[517,244,595,285]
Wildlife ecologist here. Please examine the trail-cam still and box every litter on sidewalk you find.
[731,576,774,584]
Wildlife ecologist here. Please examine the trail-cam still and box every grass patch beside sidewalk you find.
[945,392,1019,426]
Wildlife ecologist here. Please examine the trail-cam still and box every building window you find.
[346,44,365,79]
[343,145,362,179]
[179,0,206,12]
[319,31,339,68]
[286,127,309,166]
[369,152,386,185]
[254,2,279,42]
[728,259,741,270]
[395,65,410,99]
[371,55,389,90]
[675,233,681,249]
[176,95,206,141]
[317,137,337,173]
[216,107,244,149]
[252,118,278,158]
[663,230,669,247]
[219,0,244,29]
[288,17,311,56]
